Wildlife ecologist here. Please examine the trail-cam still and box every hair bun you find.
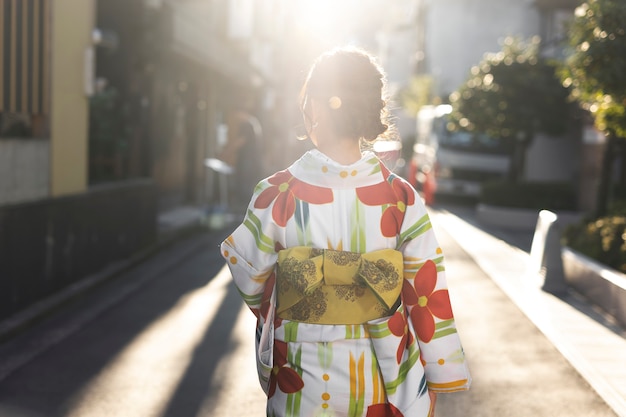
[301,47,393,142]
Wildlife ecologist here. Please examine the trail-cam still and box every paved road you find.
[0,209,619,416]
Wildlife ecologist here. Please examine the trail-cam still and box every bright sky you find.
[292,0,353,40]
[282,0,388,53]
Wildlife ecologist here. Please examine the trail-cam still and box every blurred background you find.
[1,0,625,331]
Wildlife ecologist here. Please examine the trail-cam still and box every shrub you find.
[480,181,577,211]
[563,214,626,274]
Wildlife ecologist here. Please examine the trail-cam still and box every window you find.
[0,0,50,138]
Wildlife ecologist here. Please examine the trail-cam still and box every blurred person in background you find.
[219,96,264,211]
[220,47,471,417]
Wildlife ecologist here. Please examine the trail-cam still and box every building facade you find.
[0,0,283,321]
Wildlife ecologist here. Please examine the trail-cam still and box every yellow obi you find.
[276,247,404,324]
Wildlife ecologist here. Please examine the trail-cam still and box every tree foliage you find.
[561,0,626,138]
[397,74,434,116]
[448,37,572,180]
[451,37,570,140]
[561,0,626,216]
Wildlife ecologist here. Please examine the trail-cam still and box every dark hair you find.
[301,47,391,142]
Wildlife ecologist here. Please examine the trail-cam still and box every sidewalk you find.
[432,208,626,417]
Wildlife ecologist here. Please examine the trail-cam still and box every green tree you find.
[397,74,435,116]
[449,37,573,181]
[561,0,626,216]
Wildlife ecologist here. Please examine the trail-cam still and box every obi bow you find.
[276,247,404,324]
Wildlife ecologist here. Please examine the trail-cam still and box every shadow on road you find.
[0,231,245,417]
[160,281,243,417]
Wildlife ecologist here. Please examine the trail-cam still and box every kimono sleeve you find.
[398,188,472,393]
[220,182,280,314]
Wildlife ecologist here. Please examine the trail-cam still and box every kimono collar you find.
[289,149,387,188]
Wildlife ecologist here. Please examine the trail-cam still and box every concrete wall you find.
[49,0,96,197]
[425,0,541,97]
[0,139,49,205]
[524,133,581,182]
[563,247,626,330]
[0,180,157,321]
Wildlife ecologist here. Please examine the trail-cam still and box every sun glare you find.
[296,0,336,31]
[290,0,361,48]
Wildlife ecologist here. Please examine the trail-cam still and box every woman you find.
[220,47,471,417]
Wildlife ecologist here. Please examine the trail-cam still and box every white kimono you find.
[221,149,471,417]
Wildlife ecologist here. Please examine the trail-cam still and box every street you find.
[0,210,619,417]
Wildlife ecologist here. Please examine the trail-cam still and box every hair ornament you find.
[328,96,342,110]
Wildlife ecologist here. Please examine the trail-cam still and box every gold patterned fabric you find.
[276,247,404,324]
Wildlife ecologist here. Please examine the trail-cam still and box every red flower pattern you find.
[356,173,415,237]
[268,340,305,398]
[259,272,276,320]
[387,310,414,364]
[366,402,405,417]
[254,170,333,227]
[402,260,454,343]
